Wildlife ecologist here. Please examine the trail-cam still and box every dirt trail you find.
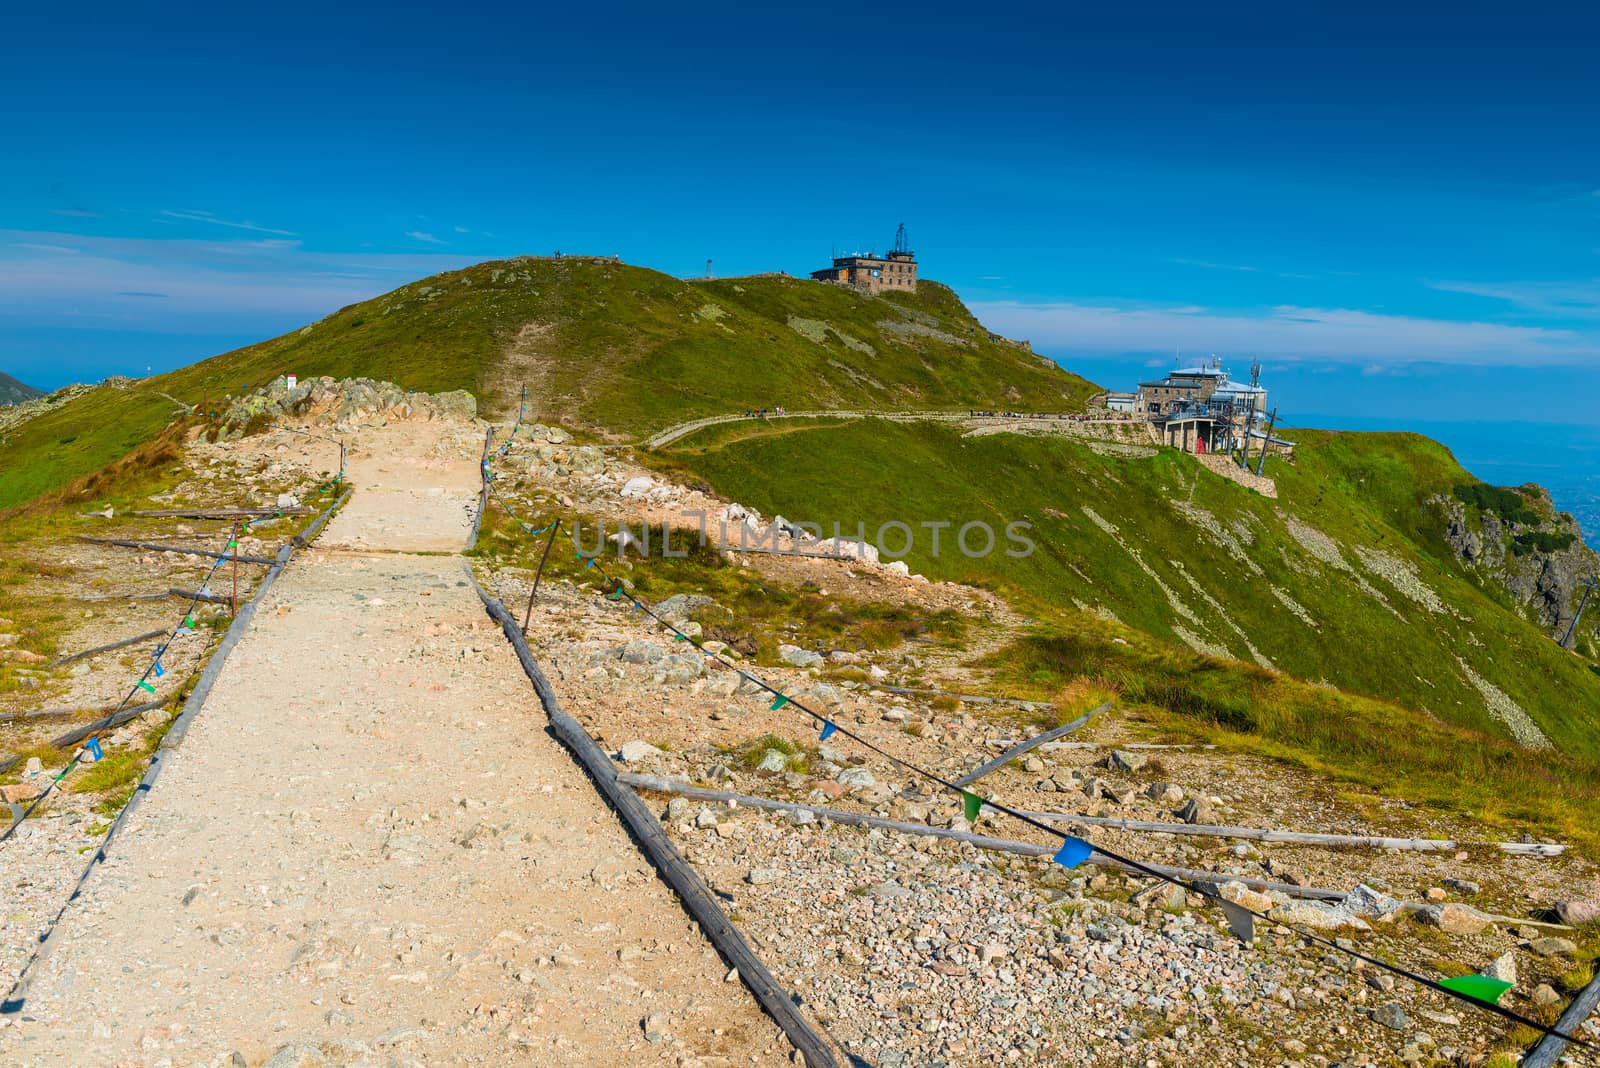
[1,422,786,1067]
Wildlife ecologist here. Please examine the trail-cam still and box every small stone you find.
[1532,983,1563,1008]
[756,749,788,773]
[1444,878,1481,895]
[1425,887,1447,902]
[746,868,783,886]
[694,808,720,829]
[1373,1001,1408,1031]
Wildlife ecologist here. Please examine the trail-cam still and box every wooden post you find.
[1523,970,1600,1067]
[523,519,562,636]
[230,520,239,616]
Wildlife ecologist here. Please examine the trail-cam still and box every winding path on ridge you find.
[0,422,786,1067]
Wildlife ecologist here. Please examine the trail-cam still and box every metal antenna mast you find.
[705,259,713,279]
[894,223,909,255]
[1250,362,1263,388]
[1255,406,1279,477]
[1561,576,1599,649]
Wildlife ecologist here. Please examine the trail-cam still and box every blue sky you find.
[3,1,1598,428]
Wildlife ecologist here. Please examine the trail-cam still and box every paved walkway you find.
[0,422,785,1067]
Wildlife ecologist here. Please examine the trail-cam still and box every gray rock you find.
[1529,936,1578,957]
[1343,883,1403,920]
[1145,782,1185,804]
[620,641,666,664]
[653,593,718,620]
[1481,952,1517,985]
[1100,783,1138,805]
[1556,900,1600,926]
[1373,1001,1408,1031]
[618,740,665,764]
[1443,877,1481,895]
[1272,901,1370,932]
[756,748,789,773]
[1176,797,1215,824]
[746,868,783,885]
[1107,749,1147,773]
[1418,903,1493,936]
[1532,983,1563,1008]
[658,654,705,684]
[779,645,824,669]
[837,766,877,789]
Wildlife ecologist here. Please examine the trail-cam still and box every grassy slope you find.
[670,419,1600,762]
[0,258,1097,512]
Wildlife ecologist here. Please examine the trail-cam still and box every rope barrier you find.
[473,445,1600,1058]
[0,520,245,847]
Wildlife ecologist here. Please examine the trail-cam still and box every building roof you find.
[1171,365,1229,377]
[1214,383,1267,395]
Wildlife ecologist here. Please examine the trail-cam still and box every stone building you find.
[811,225,918,295]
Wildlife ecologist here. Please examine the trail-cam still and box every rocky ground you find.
[472,423,1600,1067]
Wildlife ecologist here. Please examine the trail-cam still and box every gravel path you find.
[0,421,788,1067]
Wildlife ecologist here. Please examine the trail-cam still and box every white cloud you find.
[158,209,298,237]
[0,229,480,332]
[406,231,448,245]
[13,242,79,254]
[1427,278,1600,319]
[967,299,1600,368]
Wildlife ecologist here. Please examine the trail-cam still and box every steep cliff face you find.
[1437,483,1600,653]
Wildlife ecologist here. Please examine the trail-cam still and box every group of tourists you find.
[743,407,786,418]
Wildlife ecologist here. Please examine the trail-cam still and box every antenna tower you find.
[705,259,713,279]
[1250,362,1263,388]
[894,223,909,255]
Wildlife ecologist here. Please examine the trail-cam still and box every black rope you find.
[0,522,242,847]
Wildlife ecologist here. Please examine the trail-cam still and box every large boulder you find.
[1343,883,1404,922]
[1271,901,1371,932]
[1556,900,1600,926]
[1418,903,1493,936]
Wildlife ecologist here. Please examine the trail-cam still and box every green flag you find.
[770,695,788,710]
[1439,975,1513,1005]
[962,791,983,822]
[184,614,195,628]
[137,679,156,694]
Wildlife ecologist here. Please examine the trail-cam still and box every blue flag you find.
[153,658,165,679]
[1053,836,1093,869]
[85,737,103,762]
[819,721,837,742]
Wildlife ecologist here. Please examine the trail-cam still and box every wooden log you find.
[169,587,232,605]
[46,629,166,667]
[877,684,1052,710]
[465,428,493,552]
[1021,807,1566,856]
[0,702,166,773]
[1523,968,1600,1067]
[953,702,1108,787]
[468,573,842,1068]
[129,507,316,518]
[76,536,275,565]
[723,545,854,561]
[0,699,164,728]
[616,772,1348,903]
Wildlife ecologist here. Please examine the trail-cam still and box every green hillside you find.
[0,371,44,406]
[668,418,1600,762]
[0,258,1096,511]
